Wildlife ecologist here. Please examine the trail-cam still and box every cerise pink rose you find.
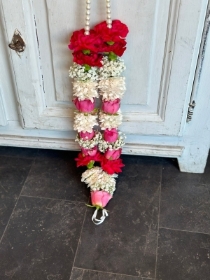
[105,148,122,160]
[104,128,118,143]
[73,98,94,113]
[102,99,120,114]
[81,146,98,157]
[79,130,95,140]
[91,191,112,208]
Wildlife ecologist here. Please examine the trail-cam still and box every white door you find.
[0,0,208,139]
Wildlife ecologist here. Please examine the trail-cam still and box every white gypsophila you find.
[98,134,125,153]
[73,80,99,102]
[73,112,98,133]
[81,167,118,195]
[98,77,126,100]
[98,56,126,79]
[75,132,102,149]
[99,111,123,130]
[69,63,98,81]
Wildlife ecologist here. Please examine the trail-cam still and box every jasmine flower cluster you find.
[75,132,102,149]
[81,167,118,195]
[99,110,123,130]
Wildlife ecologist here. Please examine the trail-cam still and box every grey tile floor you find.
[0,146,210,280]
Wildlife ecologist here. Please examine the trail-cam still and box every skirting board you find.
[0,134,184,158]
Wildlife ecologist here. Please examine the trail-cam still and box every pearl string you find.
[106,0,112,28]
[85,0,91,35]
[85,0,112,34]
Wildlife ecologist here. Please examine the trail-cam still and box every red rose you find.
[102,99,120,114]
[105,148,122,160]
[73,98,95,113]
[68,29,102,52]
[75,151,102,167]
[101,157,124,175]
[94,20,129,42]
[104,128,119,143]
[73,51,103,67]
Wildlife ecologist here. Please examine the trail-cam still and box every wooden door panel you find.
[1,0,208,136]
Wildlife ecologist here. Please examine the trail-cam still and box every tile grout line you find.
[69,207,88,280]
[159,226,210,236]
[154,166,163,280]
[73,266,154,279]
[0,156,36,244]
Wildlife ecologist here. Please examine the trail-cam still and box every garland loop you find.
[68,2,129,224]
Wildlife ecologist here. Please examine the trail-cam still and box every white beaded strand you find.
[85,0,91,35]
[106,0,112,28]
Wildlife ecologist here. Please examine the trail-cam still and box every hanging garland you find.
[68,0,129,225]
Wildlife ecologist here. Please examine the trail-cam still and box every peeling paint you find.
[190,3,210,102]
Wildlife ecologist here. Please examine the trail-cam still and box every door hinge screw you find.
[187,100,196,122]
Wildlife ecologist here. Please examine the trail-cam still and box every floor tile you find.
[21,150,89,202]
[74,156,162,278]
[162,156,210,186]
[70,268,147,279]
[70,268,84,280]
[0,196,85,280]
[157,228,210,280]
[160,161,210,233]
[0,146,37,158]
[0,156,33,200]
[0,198,17,240]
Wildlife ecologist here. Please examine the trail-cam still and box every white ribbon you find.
[92,208,108,225]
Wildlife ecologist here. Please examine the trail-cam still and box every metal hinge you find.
[186,100,196,122]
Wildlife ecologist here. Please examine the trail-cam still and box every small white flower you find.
[74,112,98,133]
[99,57,126,79]
[73,80,99,102]
[81,167,117,195]
[98,134,125,153]
[98,77,126,100]
[99,111,123,130]
[75,132,102,149]
[69,63,98,81]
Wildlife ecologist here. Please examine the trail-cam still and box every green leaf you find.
[86,204,95,208]
[83,49,91,55]
[87,160,95,169]
[107,41,115,46]
[108,51,117,61]
[84,64,91,72]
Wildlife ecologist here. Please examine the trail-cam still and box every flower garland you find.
[68,0,129,224]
